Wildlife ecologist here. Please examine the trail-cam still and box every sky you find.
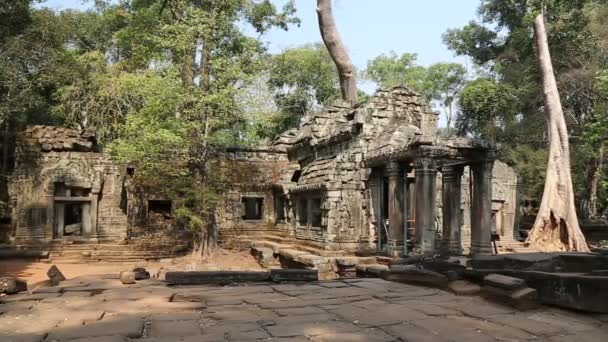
[40,0,480,65]
[40,0,481,97]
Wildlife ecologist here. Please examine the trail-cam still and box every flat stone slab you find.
[448,280,481,296]
[484,274,526,290]
[0,274,604,342]
[270,268,318,282]
[165,271,270,285]
[383,266,448,288]
[45,317,144,340]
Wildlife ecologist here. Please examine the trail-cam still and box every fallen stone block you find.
[270,268,318,282]
[132,267,150,280]
[482,284,539,310]
[484,274,526,291]
[448,280,481,296]
[0,277,27,294]
[251,247,276,267]
[47,265,66,286]
[120,271,136,284]
[356,264,389,278]
[165,271,270,285]
[383,265,448,288]
[516,271,608,313]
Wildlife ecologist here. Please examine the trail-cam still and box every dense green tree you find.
[51,0,299,258]
[364,52,430,96]
[263,44,340,137]
[364,52,467,129]
[445,0,608,217]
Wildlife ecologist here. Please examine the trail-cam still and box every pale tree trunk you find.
[527,11,589,252]
[316,0,357,105]
[589,144,604,218]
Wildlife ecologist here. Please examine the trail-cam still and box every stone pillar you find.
[81,202,91,237]
[54,202,64,239]
[414,158,437,253]
[386,161,404,256]
[470,161,494,255]
[46,195,55,241]
[370,171,384,252]
[90,194,99,237]
[442,165,463,255]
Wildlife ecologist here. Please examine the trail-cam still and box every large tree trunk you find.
[316,0,357,105]
[527,11,589,252]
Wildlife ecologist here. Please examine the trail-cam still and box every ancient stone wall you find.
[213,148,293,237]
[7,126,128,243]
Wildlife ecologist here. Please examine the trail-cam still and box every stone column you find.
[414,158,437,253]
[90,194,99,237]
[442,165,463,255]
[81,202,91,237]
[54,202,64,239]
[370,171,384,252]
[386,161,404,256]
[470,161,493,255]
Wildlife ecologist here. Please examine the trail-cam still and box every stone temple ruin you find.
[3,86,518,259]
[3,87,608,316]
[216,86,518,257]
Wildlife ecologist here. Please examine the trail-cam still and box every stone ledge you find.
[270,269,318,282]
[165,271,270,285]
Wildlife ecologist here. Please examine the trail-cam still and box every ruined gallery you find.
[5,87,518,257]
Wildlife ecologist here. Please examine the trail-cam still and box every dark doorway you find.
[242,197,264,220]
[64,203,82,235]
[148,200,172,217]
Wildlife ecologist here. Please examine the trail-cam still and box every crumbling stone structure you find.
[7,126,128,243]
[217,86,519,256]
[4,87,518,257]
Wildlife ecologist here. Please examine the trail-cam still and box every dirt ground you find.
[0,248,263,291]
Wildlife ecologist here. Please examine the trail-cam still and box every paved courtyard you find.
[0,276,606,342]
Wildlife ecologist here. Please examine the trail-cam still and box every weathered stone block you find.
[484,274,526,291]
[448,280,481,296]
[0,277,27,294]
[165,271,270,285]
[120,271,136,284]
[132,267,150,280]
[47,265,66,286]
[482,285,539,310]
[270,268,318,282]
[251,247,275,267]
[383,265,448,288]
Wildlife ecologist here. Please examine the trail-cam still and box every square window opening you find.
[242,197,264,220]
[310,198,322,228]
[148,200,172,217]
[297,198,308,226]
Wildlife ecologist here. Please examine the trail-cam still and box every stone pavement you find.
[0,276,606,342]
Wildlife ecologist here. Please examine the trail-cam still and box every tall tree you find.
[316,0,357,104]
[364,52,430,94]
[444,0,608,215]
[264,44,340,136]
[426,63,467,130]
[528,9,589,252]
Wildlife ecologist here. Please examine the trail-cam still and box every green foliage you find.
[445,0,608,209]
[364,52,467,128]
[364,52,431,96]
[44,0,299,241]
[264,44,340,138]
[457,78,519,142]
